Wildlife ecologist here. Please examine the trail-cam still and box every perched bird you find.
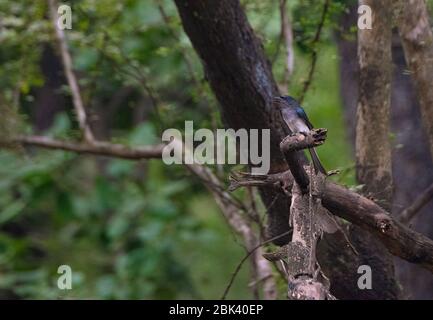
[273,95,327,175]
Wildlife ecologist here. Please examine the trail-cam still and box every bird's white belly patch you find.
[288,118,309,133]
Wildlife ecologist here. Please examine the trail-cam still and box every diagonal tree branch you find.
[13,135,164,159]
[48,0,95,143]
[169,139,278,300]
[399,182,433,224]
[221,230,291,300]
[298,0,330,104]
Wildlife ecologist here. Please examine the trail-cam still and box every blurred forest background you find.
[0,0,432,299]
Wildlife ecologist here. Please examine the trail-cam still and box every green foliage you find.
[0,1,48,105]
[0,0,357,299]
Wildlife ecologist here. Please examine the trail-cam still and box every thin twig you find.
[271,32,284,65]
[400,182,433,224]
[298,0,330,104]
[156,0,198,85]
[102,30,164,131]
[175,140,277,300]
[13,134,249,214]
[47,0,95,143]
[13,135,164,159]
[246,187,265,237]
[74,5,165,133]
[221,230,291,300]
[155,0,221,131]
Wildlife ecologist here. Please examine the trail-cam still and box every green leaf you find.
[0,200,26,225]
[128,122,157,146]
[45,113,71,138]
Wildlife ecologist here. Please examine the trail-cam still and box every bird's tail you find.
[308,147,327,175]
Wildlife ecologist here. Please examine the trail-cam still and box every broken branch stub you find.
[279,129,327,192]
[280,128,327,153]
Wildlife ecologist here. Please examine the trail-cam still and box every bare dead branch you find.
[221,230,291,300]
[14,135,164,160]
[321,182,433,273]
[279,129,328,192]
[279,129,327,153]
[400,182,433,224]
[228,171,289,191]
[47,0,95,143]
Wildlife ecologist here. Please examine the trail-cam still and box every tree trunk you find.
[357,0,393,210]
[397,0,433,159]
[175,0,400,299]
[337,3,433,299]
[174,0,291,246]
[355,0,398,298]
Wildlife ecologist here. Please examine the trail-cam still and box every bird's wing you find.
[279,108,292,133]
[296,107,314,129]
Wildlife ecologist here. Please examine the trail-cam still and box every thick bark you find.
[174,0,292,245]
[398,0,433,159]
[355,0,398,298]
[174,0,400,299]
[357,0,393,210]
[318,226,399,300]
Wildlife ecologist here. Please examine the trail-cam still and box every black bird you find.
[273,95,327,175]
